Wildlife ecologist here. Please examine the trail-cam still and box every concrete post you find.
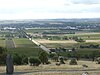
[6,54,14,74]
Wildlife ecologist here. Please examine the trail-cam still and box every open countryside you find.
[0,19,100,75]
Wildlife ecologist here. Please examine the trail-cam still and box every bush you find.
[29,57,41,66]
[46,61,51,64]
[59,57,65,64]
[0,47,7,65]
[69,58,77,65]
[22,56,28,65]
[56,62,60,66]
[13,53,28,65]
[13,53,23,65]
[39,51,48,64]
[96,57,100,64]
[97,60,100,64]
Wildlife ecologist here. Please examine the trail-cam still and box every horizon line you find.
[0,17,100,20]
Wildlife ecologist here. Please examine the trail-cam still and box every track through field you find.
[6,38,15,48]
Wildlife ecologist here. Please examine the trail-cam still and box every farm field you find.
[35,39,100,48]
[7,38,43,57]
[35,39,77,44]
[86,40,100,42]
[13,38,38,48]
[0,38,5,47]
[41,43,77,48]
[25,28,59,34]
[31,31,100,43]
[5,38,15,48]
[35,38,100,57]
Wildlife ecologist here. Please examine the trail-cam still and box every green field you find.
[7,38,43,56]
[42,42,100,48]
[0,38,5,47]
[25,28,59,33]
[13,38,37,48]
[43,43,76,48]
[41,42,100,57]
[25,28,100,41]
[67,33,100,37]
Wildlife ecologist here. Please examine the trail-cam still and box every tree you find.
[72,48,76,52]
[59,57,65,64]
[13,53,23,65]
[0,47,7,65]
[39,51,48,64]
[29,57,41,66]
[22,55,28,65]
[49,53,59,62]
[90,51,97,61]
[13,53,28,65]
[69,58,77,65]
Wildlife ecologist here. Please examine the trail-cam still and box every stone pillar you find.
[6,54,14,74]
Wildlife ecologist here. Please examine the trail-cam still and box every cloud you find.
[68,0,100,4]
[0,0,100,19]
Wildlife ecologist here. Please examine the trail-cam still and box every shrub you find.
[13,53,23,65]
[0,47,7,65]
[59,57,65,64]
[46,61,51,64]
[96,57,100,64]
[69,58,77,65]
[97,60,100,64]
[29,57,41,66]
[56,62,60,66]
[13,53,28,65]
[22,56,28,65]
[39,51,48,64]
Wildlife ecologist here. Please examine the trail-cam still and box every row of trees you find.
[0,46,49,66]
[72,36,85,42]
[80,44,99,48]
[0,46,100,66]
[0,47,77,66]
[13,51,49,66]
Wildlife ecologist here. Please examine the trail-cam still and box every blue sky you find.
[0,0,100,19]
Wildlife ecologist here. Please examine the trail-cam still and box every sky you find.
[0,0,100,19]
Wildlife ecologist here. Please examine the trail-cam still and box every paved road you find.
[30,39,50,53]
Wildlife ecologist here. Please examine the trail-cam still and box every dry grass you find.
[22,72,83,75]
[0,60,100,75]
[0,60,100,72]
[86,40,100,43]
[76,32,100,35]
[35,39,77,44]
[22,72,100,75]
[0,66,6,73]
